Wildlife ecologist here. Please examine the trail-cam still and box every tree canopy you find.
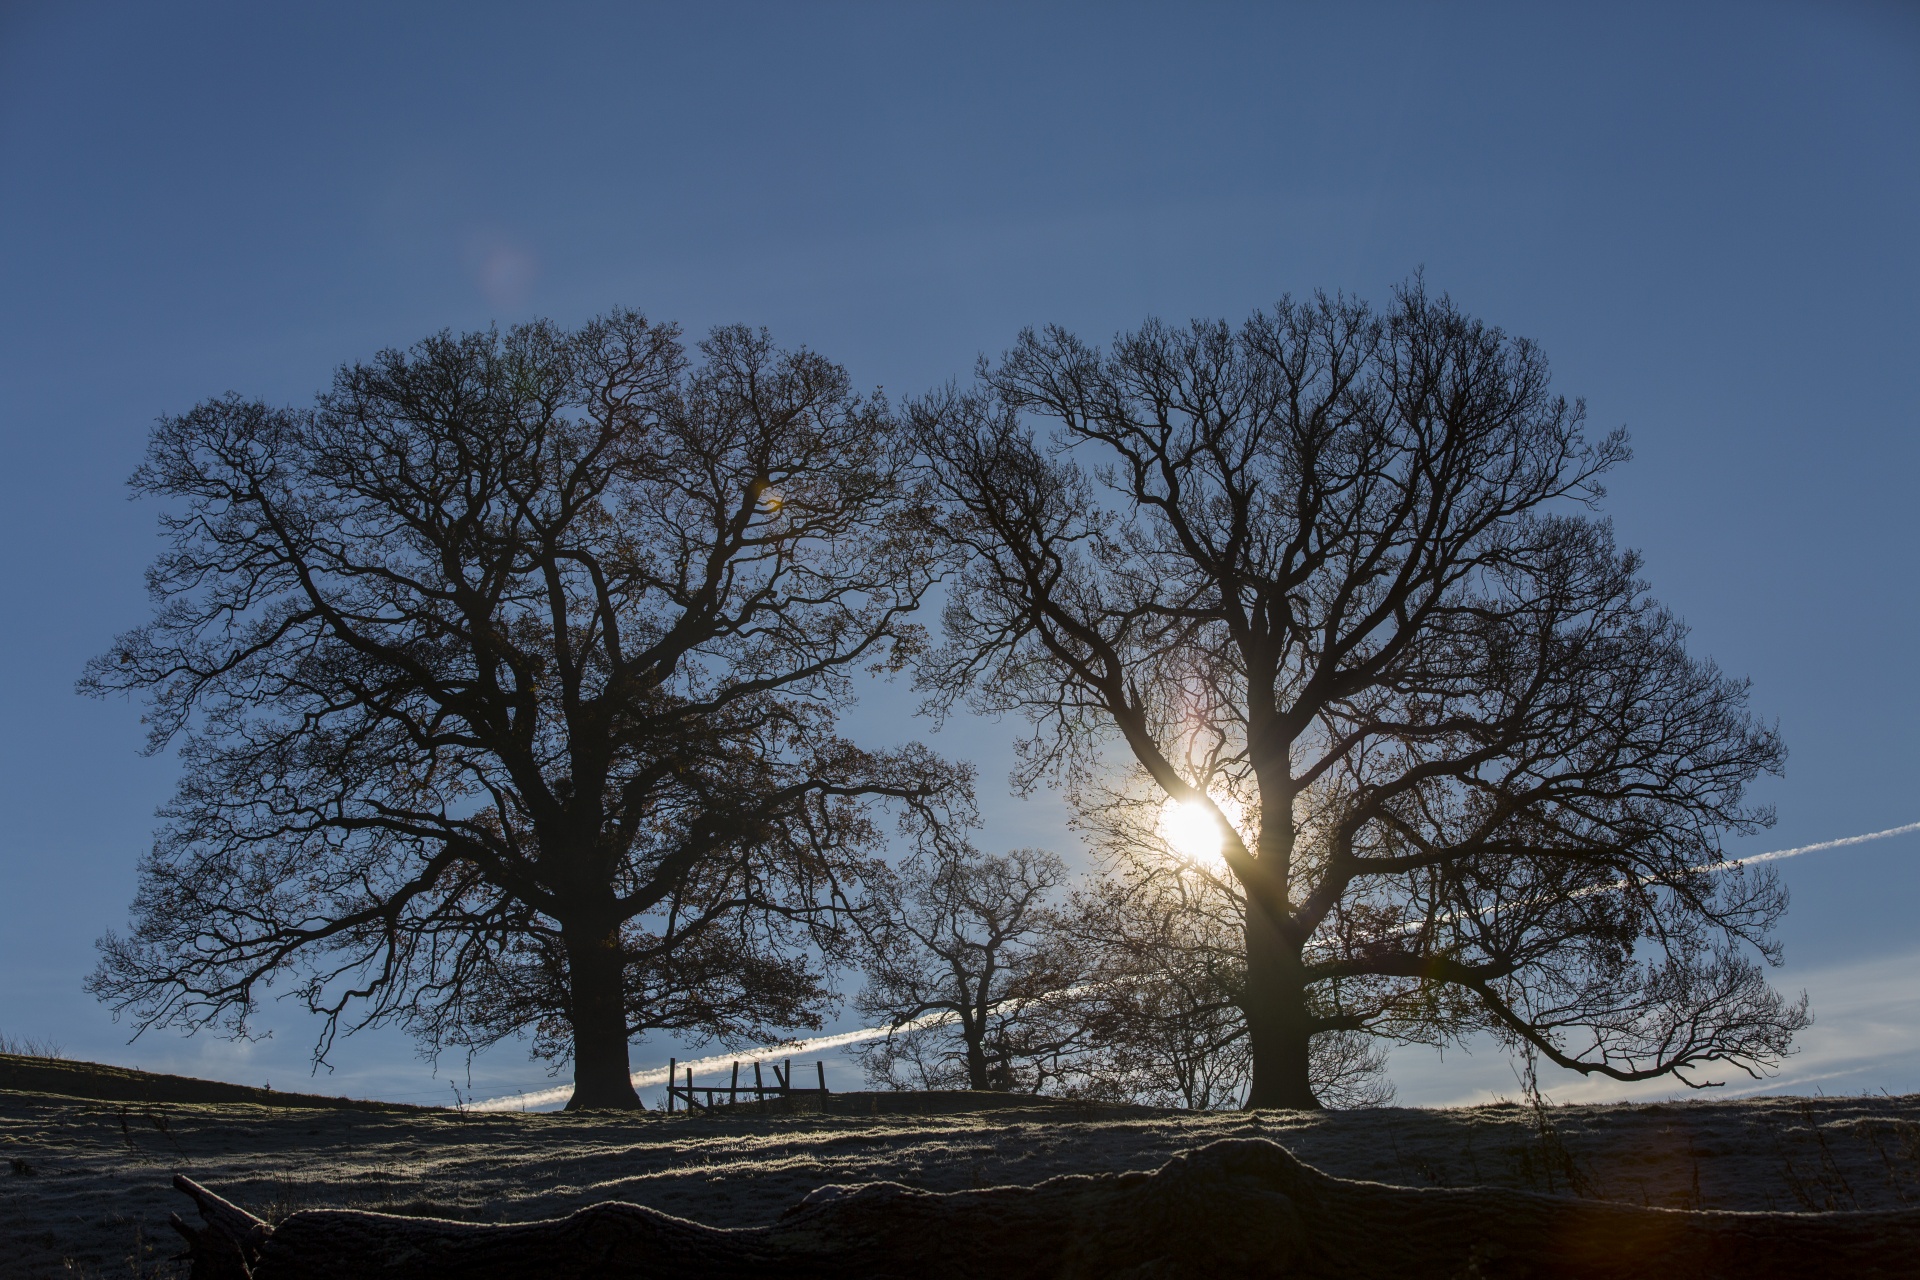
[84,313,966,1108]
[854,846,1081,1093]
[913,282,1804,1108]
[83,286,1807,1113]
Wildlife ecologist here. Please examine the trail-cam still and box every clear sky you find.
[2,1,1915,1108]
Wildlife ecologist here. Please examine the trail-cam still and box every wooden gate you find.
[664,1057,829,1112]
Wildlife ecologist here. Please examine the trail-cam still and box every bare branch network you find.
[85,285,1805,1111]
[84,314,970,1109]
[906,280,1801,1109]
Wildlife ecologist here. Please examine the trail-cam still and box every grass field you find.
[4,1054,1918,1278]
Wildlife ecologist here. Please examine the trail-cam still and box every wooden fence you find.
[664,1057,829,1112]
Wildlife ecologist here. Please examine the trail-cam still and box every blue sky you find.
[1,2,1915,1107]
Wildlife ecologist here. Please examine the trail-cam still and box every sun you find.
[1161,798,1225,866]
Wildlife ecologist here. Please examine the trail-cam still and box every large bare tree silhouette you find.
[914,282,1804,1109]
[84,313,966,1108]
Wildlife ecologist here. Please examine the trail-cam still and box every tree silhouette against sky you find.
[83,313,964,1108]
[914,283,1806,1109]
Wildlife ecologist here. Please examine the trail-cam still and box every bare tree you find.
[82,313,967,1108]
[853,846,1082,1092]
[1059,860,1251,1110]
[1059,824,1392,1110]
[913,281,1805,1109]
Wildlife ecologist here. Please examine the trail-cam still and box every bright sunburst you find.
[1160,798,1225,866]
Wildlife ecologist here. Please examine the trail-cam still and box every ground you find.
[3,1056,1918,1278]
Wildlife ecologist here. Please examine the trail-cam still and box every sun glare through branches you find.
[1159,798,1234,872]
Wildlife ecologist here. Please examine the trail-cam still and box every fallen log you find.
[171,1138,1920,1279]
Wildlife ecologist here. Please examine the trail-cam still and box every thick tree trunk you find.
[963,1018,993,1090]
[170,1141,1920,1280]
[1243,899,1319,1110]
[562,923,640,1110]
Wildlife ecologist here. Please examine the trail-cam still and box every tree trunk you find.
[562,923,640,1110]
[963,1015,992,1091]
[170,1141,1920,1280]
[1243,899,1318,1110]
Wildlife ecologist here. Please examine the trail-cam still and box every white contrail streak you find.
[468,1010,956,1112]
[467,823,1917,1112]
[1344,820,1920,947]
[1723,821,1920,867]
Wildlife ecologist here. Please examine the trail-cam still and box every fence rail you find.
[664,1056,828,1112]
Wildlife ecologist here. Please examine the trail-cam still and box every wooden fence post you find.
[667,1058,676,1113]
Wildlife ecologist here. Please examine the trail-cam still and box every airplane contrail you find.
[468,1010,956,1112]
[1344,819,1920,946]
[1723,821,1920,867]
[468,821,1917,1112]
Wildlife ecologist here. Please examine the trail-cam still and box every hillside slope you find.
[4,1078,1916,1278]
[0,1052,430,1111]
